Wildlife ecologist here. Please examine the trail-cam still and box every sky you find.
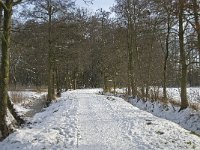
[76,0,116,12]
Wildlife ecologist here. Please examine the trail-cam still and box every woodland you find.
[0,0,200,141]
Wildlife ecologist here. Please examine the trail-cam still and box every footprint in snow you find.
[156,131,165,135]
[106,97,115,101]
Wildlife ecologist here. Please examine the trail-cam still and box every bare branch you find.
[82,0,93,6]
[187,61,199,66]
[0,0,8,11]
[13,0,23,6]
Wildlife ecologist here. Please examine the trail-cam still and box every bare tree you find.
[178,0,189,110]
[0,0,23,140]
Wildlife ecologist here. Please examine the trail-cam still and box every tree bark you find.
[113,74,116,95]
[127,0,137,97]
[192,0,200,55]
[179,0,189,111]
[163,13,170,103]
[127,0,136,97]
[73,71,77,90]
[47,0,55,103]
[0,0,13,140]
[103,72,108,92]
[56,66,61,97]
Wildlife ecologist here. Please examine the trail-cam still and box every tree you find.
[0,0,23,140]
[24,0,75,103]
[153,0,176,102]
[178,0,189,110]
[191,0,200,55]
[113,0,138,96]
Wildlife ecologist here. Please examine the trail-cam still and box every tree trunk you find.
[47,0,55,103]
[145,86,149,101]
[65,71,70,91]
[0,0,13,140]
[113,75,116,95]
[73,79,77,90]
[192,0,200,56]
[163,13,170,103]
[103,72,108,93]
[141,87,145,98]
[179,0,189,111]
[127,0,137,97]
[127,2,134,96]
[56,66,61,97]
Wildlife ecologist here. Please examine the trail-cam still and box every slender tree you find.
[46,0,55,102]
[179,0,189,110]
[191,0,200,55]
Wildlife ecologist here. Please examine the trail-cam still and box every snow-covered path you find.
[75,90,200,150]
[76,91,136,149]
[1,89,200,150]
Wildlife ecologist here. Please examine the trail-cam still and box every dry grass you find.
[169,99,181,107]
[32,88,48,93]
[9,92,25,104]
[159,97,200,111]
[9,84,47,93]
[190,103,200,111]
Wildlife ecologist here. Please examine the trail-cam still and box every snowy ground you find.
[166,87,200,103]
[129,97,200,134]
[115,87,200,103]
[1,89,200,149]
[9,91,47,117]
[114,88,200,135]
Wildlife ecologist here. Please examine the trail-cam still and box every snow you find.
[9,91,46,100]
[8,91,47,117]
[113,87,200,103]
[1,89,200,149]
[165,87,200,103]
[14,104,30,115]
[0,93,78,150]
[129,98,200,135]
[6,108,16,127]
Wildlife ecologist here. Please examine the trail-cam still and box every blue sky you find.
[76,0,115,12]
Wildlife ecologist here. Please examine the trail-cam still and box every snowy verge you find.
[9,91,47,118]
[0,94,78,150]
[110,88,200,135]
[114,87,200,103]
[128,98,200,135]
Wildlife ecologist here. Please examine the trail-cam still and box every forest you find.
[0,0,200,146]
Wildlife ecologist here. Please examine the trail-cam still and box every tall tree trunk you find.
[0,0,13,139]
[192,0,200,56]
[179,0,189,111]
[131,3,138,98]
[127,0,133,96]
[192,0,200,66]
[127,0,137,97]
[127,41,133,96]
[47,0,55,103]
[163,13,170,103]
